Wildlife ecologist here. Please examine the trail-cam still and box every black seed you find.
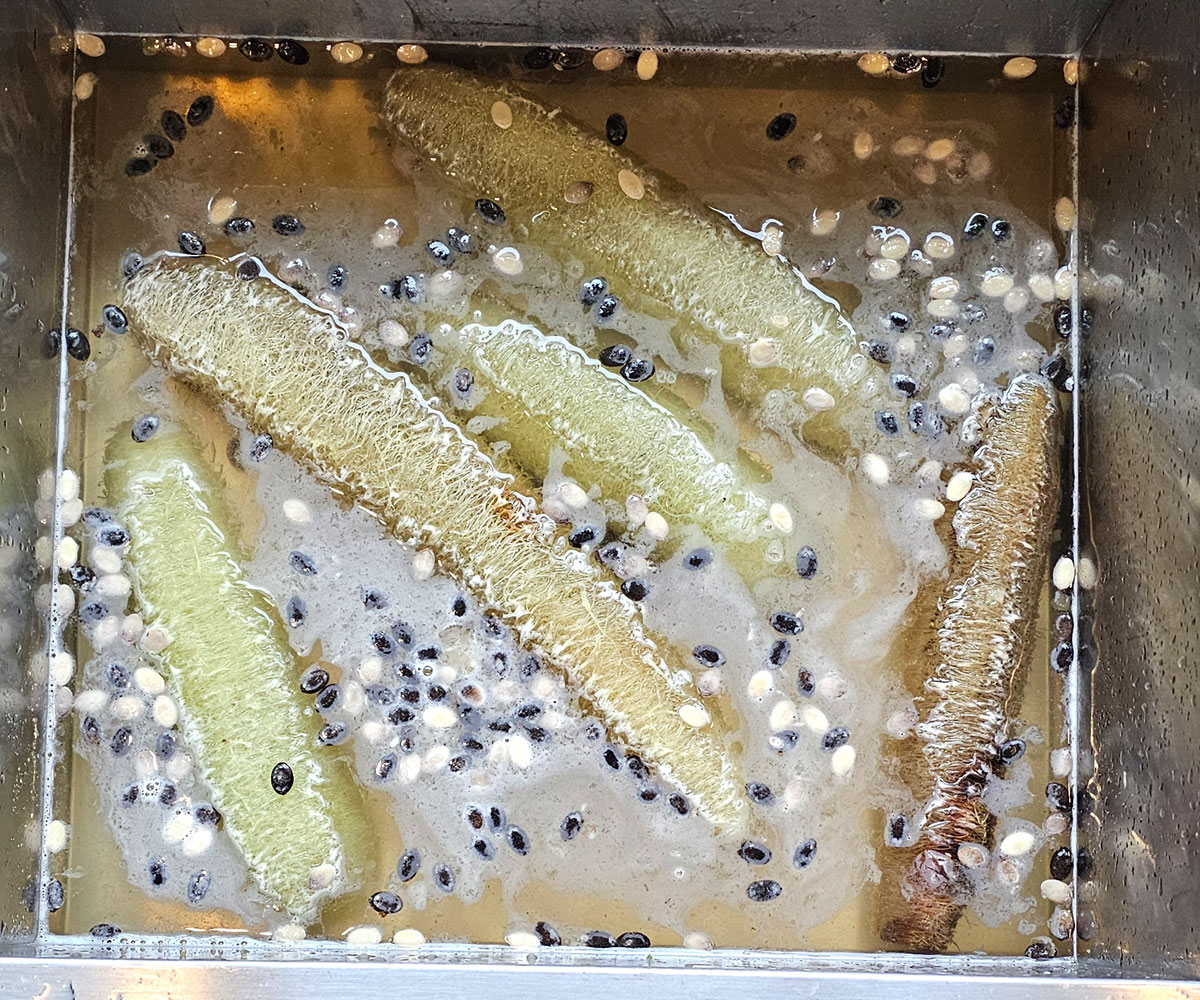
[522,47,554,69]
[277,40,310,65]
[638,784,660,802]
[560,811,584,840]
[120,783,139,804]
[239,40,273,63]
[974,337,996,365]
[1077,847,1094,878]
[764,639,790,670]
[921,56,945,88]
[626,753,647,777]
[473,837,495,859]
[386,706,413,725]
[125,157,154,177]
[324,263,348,290]
[392,621,415,648]
[68,564,96,590]
[243,432,272,461]
[98,525,130,546]
[280,595,306,628]
[195,803,221,825]
[225,216,255,236]
[891,373,919,399]
[793,838,818,869]
[120,252,145,279]
[461,735,484,752]
[1053,304,1072,339]
[886,815,907,845]
[684,547,713,570]
[505,825,531,855]
[875,410,900,436]
[271,762,294,795]
[145,134,174,160]
[447,227,476,255]
[605,113,628,146]
[770,611,804,636]
[447,596,468,619]
[620,578,648,601]
[427,684,447,702]
[536,921,562,946]
[580,276,608,309]
[1079,306,1094,336]
[770,729,800,751]
[745,781,775,805]
[692,644,725,667]
[416,645,440,661]
[83,506,114,526]
[885,311,911,332]
[891,52,923,74]
[568,526,598,547]
[668,793,690,816]
[187,870,212,903]
[738,840,772,865]
[582,930,616,948]
[1052,640,1073,673]
[1046,781,1072,811]
[962,212,989,241]
[368,889,403,914]
[362,587,388,610]
[90,923,120,939]
[111,726,133,755]
[616,931,651,948]
[1041,353,1074,392]
[272,214,304,237]
[82,716,103,746]
[129,413,162,444]
[371,631,396,656]
[177,231,205,255]
[187,94,216,125]
[620,357,655,382]
[148,857,168,886]
[998,738,1026,763]
[453,368,474,395]
[409,334,433,366]
[78,601,108,623]
[765,112,796,141]
[593,294,620,323]
[475,198,505,224]
[870,196,902,219]
[1049,846,1073,881]
[603,746,621,769]
[47,878,64,912]
[288,550,317,575]
[397,848,421,882]
[822,726,850,751]
[399,687,421,706]
[235,257,260,280]
[793,546,819,581]
[747,879,782,902]
[157,731,177,758]
[448,755,468,773]
[161,109,187,141]
[867,341,891,365]
[375,752,398,782]
[516,702,542,720]
[426,239,454,266]
[990,218,1013,242]
[317,685,341,711]
[107,662,130,688]
[65,328,91,361]
[433,862,455,892]
[1053,96,1076,130]
[365,684,395,706]
[159,783,177,806]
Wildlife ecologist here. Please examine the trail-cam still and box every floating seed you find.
[582,930,616,948]
[177,231,205,256]
[277,40,310,65]
[238,40,273,63]
[616,931,651,948]
[272,215,305,237]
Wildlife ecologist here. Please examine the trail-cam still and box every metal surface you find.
[0,0,72,946]
[65,0,1108,56]
[1079,0,1200,978]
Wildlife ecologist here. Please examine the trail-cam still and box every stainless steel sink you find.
[2,0,1198,993]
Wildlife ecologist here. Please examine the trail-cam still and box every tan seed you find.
[564,180,594,204]
[618,169,645,200]
[1003,56,1037,79]
[1063,58,1079,85]
[636,50,658,80]
[491,100,513,129]
[593,48,624,71]
[196,37,226,58]
[76,32,105,57]
[857,52,890,76]
[926,138,956,161]
[396,44,428,64]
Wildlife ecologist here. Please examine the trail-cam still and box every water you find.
[51,39,1074,954]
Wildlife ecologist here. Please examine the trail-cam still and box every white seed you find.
[505,931,540,949]
[768,699,796,730]
[142,624,170,653]
[308,863,337,891]
[998,829,1037,856]
[1055,196,1077,231]
[91,547,122,574]
[1063,58,1079,85]
[61,498,83,526]
[636,50,659,80]
[928,294,959,318]
[112,695,144,721]
[914,498,946,520]
[886,705,918,738]
[768,503,793,534]
[47,819,69,853]
[625,494,648,527]
[508,733,533,770]
[896,334,917,359]
[357,655,384,684]
[371,219,402,249]
[830,744,856,777]
[816,673,847,700]
[860,453,889,485]
[782,778,807,810]
[1054,265,1077,299]
[853,132,875,159]
[96,573,132,599]
[891,134,924,156]
[618,169,645,200]
[683,931,714,950]
[929,276,959,299]
[347,925,383,946]
[274,924,307,943]
[909,249,934,276]
[943,334,969,359]
[134,666,166,694]
[564,181,594,204]
[926,138,956,161]
[946,470,974,502]
[696,669,722,698]
[531,674,557,700]
[76,32,105,57]
[1049,907,1074,940]
[913,160,938,185]
[1003,56,1037,79]
[486,99,514,130]
[801,705,829,733]
[980,267,1015,297]
[165,752,192,782]
[679,703,710,728]
[56,584,77,620]
[644,511,669,540]
[592,47,624,71]
[868,257,901,280]
[802,387,836,412]
[412,549,435,580]
[996,858,1021,884]
[355,721,385,745]
[207,195,237,225]
[74,72,97,101]
[182,824,213,856]
[880,232,911,259]
[857,52,890,76]
[421,704,457,729]
[747,670,774,699]
[153,695,178,727]
[51,651,74,685]
[924,232,956,259]
[915,460,943,488]
[760,224,784,256]
[163,810,195,844]
[557,481,588,512]
[379,319,410,349]
[398,753,422,784]
[59,469,80,501]
[748,337,780,366]
[938,383,972,415]
[811,208,840,235]
[1051,747,1072,776]
[1003,287,1030,313]
[393,928,426,946]
[493,246,523,275]
[282,498,311,523]
[74,689,107,714]
[196,37,226,58]
[1043,811,1070,836]
[957,843,989,868]
[330,42,364,65]
[1077,555,1098,589]
[1053,555,1076,590]
[396,44,428,64]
